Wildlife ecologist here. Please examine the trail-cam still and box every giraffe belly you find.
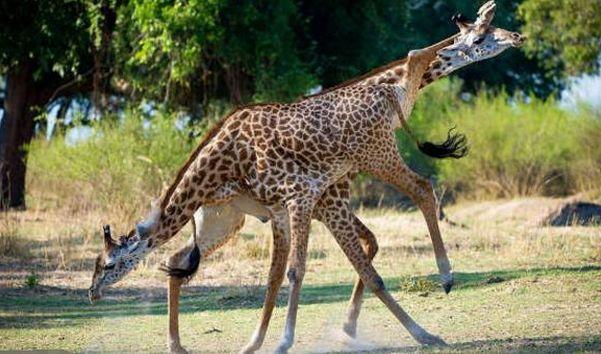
[230,195,271,221]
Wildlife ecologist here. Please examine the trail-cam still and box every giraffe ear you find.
[451,13,470,32]
[103,225,116,249]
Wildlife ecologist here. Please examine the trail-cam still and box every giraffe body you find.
[89,2,526,352]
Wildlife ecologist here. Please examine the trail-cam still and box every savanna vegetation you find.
[1,0,600,352]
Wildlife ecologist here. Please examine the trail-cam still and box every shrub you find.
[433,92,599,198]
[27,109,203,222]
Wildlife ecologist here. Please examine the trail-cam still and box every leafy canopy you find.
[519,0,601,77]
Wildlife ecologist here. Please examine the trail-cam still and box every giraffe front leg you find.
[362,148,453,293]
[165,204,246,353]
[240,211,290,354]
[274,199,314,354]
[168,276,187,354]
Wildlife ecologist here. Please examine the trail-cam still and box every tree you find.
[518,0,601,77]
[0,0,96,208]
[113,0,316,110]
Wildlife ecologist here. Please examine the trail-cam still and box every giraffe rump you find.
[417,128,469,159]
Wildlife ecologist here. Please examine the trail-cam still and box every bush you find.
[27,109,203,222]
[427,89,601,199]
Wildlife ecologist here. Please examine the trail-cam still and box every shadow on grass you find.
[0,264,598,329]
[328,335,601,353]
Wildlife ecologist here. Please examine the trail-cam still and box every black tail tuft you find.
[159,245,201,279]
[417,128,469,159]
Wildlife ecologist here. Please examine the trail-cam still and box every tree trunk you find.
[0,64,37,209]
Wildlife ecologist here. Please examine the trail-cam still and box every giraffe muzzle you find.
[88,287,102,303]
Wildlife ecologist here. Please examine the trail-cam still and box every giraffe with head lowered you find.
[89,2,523,352]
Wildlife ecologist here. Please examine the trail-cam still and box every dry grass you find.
[0,196,598,291]
[0,196,599,352]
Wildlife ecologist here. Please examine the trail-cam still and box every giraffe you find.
[89,2,524,352]
[158,39,467,354]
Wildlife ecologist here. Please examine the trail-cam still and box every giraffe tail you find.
[417,127,469,159]
[390,97,468,159]
[159,245,201,279]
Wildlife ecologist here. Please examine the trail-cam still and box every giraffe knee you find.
[367,239,379,259]
[366,274,386,293]
[413,177,436,204]
[287,268,297,283]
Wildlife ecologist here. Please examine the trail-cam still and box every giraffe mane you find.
[156,103,282,212]
[158,115,231,211]
[303,58,409,99]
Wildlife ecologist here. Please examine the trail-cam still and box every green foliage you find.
[116,0,222,102]
[25,271,39,288]
[430,90,601,198]
[398,276,439,293]
[220,1,316,101]
[297,0,409,88]
[116,0,316,106]
[0,0,90,77]
[519,0,601,77]
[27,109,199,217]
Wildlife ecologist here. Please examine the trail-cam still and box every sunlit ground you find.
[1,197,600,353]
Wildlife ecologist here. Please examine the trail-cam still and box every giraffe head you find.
[88,210,160,302]
[436,1,525,74]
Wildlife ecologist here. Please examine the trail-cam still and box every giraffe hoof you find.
[274,347,289,354]
[416,333,447,346]
[342,322,357,338]
[169,344,189,354]
[442,279,454,294]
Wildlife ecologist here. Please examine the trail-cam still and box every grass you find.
[0,197,600,352]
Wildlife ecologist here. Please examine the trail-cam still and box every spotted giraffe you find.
[158,39,466,354]
[90,2,524,352]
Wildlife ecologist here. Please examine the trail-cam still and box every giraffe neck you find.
[352,34,459,94]
[129,113,246,254]
[358,58,446,90]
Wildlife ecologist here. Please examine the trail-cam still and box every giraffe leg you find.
[362,151,453,293]
[165,204,246,353]
[318,204,445,345]
[240,212,290,354]
[313,177,379,338]
[342,219,378,338]
[168,276,187,354]
[274,199,314,354]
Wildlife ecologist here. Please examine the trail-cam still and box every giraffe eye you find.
[104,263,116,271]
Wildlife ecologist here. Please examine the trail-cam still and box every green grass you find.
[1,266,600,352]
